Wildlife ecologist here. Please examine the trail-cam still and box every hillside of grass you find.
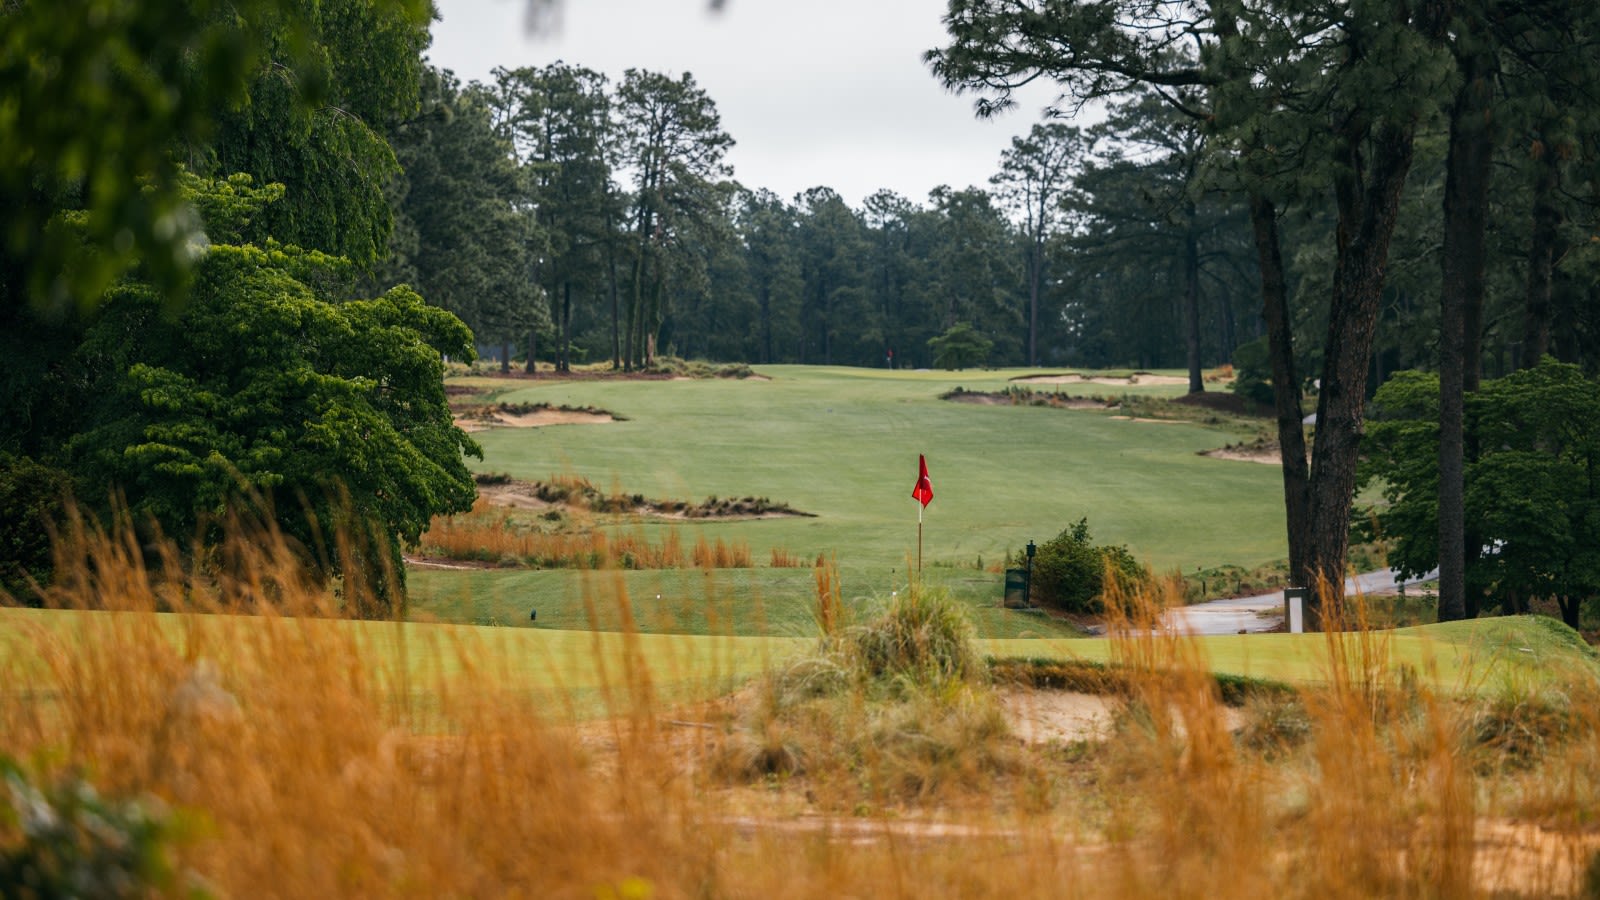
[982,614,1600,695]
[8,608,1591,716]
[0,606,808,722]
[412,365,1287,635]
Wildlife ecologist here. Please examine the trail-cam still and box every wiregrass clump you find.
[715,582,1017,806]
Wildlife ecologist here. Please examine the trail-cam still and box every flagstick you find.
[917,502,923,573]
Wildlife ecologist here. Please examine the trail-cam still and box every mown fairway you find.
[7,607,1586,714]
[409,365,1287,635]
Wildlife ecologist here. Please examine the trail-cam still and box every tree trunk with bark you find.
[1437,46,1495,623]
[1183,215,1204,394]
[1250,191,1311,587]
[1522,144,1561,367]
[1304,119,1419,629]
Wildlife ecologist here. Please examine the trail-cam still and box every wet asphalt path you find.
[1159,567,1440,636]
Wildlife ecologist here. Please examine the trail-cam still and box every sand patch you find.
[455,404,620,432]
[1203,447,1282,465]
[942,389,1116,410]
[1013,372,1190,387]
[999,689,1118,744]
[1110,415,1193,424]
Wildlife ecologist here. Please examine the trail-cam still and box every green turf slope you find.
[412,365,1287,635]
[982,615,1600,695]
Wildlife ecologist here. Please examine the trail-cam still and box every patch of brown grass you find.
[691,535,752,569]
[8,520,1600,897]
[768,547,806,568]
[419,498,763,570]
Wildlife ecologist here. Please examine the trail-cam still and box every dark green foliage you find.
[1026,518,1148,615]
[0,0,428,313]
[0,455,71,602]
[0,757,192,898]
[376,66,546,351]
[490,63,615,372]
[66,173,479,614]
[1230,336,1276,408]
[1363,360,1600,626]
[927,322,994,370]
[613,68,735,370]
[206,0,432,268]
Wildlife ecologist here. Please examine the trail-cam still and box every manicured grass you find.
[0,606,807,721]
[407,565,1088,639]
[982,614,1600,694]
[7,609,1588,718]
[412,365,1287,636]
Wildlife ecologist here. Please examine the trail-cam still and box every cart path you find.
[1160,567,1440,636]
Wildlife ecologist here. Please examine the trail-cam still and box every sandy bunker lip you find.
[1010,372,1191,387]
[454,402,622,432]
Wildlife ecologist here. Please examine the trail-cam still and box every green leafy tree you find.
[930,0,1456,625]
[492,63,613,372]
[204,0,432,269]
[377,67,547,369]
[0,0,433,313]
[992,121,1084,367]
[69,173,479,616]
[613,69,735,369]
[861,190,925,368]
[795,186,869,364]
[926,186,1022,364]
[1362,359,1600,628]
[927,322,993,370]
[737,189,804,364]
[0,455,72,602]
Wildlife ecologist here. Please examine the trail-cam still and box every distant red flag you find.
[912,454,933,507]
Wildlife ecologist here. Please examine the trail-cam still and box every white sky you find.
[426,0,1063,208]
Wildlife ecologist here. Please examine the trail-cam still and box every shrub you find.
[1026,518,1149,615]
[927,323,993,370]
[0,454,71,602]
[1230,336,1276,408]
[0,757,190,898]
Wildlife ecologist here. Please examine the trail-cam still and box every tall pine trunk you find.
[606,207,621,370]
[1183,213,1204,394]
[1250,191,1311,588]
[1437,46,1495,623]
[1522,143,1561,367]
[759,284,773,364]
[1305,118,1418,629]
[558,281,572,373]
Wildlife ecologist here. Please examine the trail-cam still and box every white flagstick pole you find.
[917,500,923,573]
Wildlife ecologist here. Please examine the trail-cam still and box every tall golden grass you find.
[419,498,760,570]
[6,522,1600,897]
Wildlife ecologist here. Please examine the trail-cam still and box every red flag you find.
[911,454,933,507]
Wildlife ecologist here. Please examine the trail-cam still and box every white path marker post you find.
[1285,586,1308,634]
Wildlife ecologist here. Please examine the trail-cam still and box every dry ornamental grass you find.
[4,515,1600,897]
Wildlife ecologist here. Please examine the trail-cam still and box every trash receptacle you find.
[1003,568,1028,608]
[1284,586,1308,633]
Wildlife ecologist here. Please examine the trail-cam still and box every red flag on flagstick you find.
[912,454,933,507]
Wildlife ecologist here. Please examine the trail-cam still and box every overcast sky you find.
[426,0,1063,208]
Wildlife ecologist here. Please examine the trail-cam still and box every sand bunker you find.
[1203,447,1282,465]
[455,406,618,432]
[1013,372,1190,387]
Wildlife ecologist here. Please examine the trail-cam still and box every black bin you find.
[1003,568,1028,608]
